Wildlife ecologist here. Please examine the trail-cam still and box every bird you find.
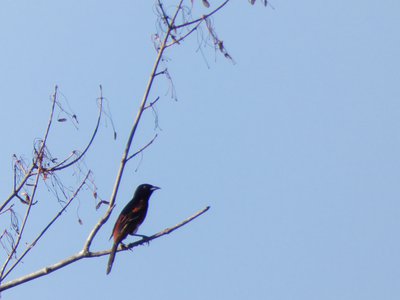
[106,183,160,275]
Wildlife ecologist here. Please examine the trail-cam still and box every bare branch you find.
[0,251,84,292]
[126,205,210,248]
[126,134,159,162]
[157,0,171,29]
[1,178,37,275]
[0,206,210,292]
[144,96,161,109]
[0,84,59,213]
[1,169,35,212]
[1,172,91,280]
[83,0,185,253]
[174,0,230,30]
[166,21,202,48]
[49,86,103,172]
[0,86,59,277]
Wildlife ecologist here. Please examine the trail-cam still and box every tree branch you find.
[1,86,59,277]
[0,86,60,213]
[83,0,185,253]
[126,205,210,248]
[157,0,171,29]
[1,172,91,280]
[126,134,158,162]
[173,0,230,30]
[0,206,210,292]
[50,86,103,172]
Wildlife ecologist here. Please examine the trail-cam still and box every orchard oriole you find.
[106,183,160,274]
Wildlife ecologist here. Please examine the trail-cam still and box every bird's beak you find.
[150,186,161,191]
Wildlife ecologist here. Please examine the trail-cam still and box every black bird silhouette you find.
[106,184,160,274]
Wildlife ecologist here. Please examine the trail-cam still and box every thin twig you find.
[50,86,103,171]
[2,172,91,280]
[1,158,37,213]
[166,1,231,48]
[144,96,161,109]
[166,20,202,47]
[126,134,158,162]
[0,205,14,216]
[157,0,171,28]
[173,0,230,30]
[47,151,77,171]
[1,86,59,277]
[13,164,17,192]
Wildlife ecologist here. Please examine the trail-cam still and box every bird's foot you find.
[132,234,150,246]
[120,243,132,251]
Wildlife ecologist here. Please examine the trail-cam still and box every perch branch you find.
[0,206,209,292]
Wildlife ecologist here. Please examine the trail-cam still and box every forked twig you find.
[126,134,159,162]
[2,172,91,280]
[83,0,185,253]
[174,0,230,30]
[1,86,59,277]
[50,86,104,172]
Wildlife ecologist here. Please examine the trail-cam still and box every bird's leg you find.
[132,234,149,239]
[132,234,150,246]
[120,242,129,250]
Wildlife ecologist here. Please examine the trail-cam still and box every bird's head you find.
[135,183,160,198]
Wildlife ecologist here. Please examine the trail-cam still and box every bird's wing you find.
[111,210,143,241]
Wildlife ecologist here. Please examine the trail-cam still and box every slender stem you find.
[157,0,171,28]
[173,0,230,30]
[2,172,90,280]
[84,0,185,252]
[0,168,35,213]
[0,86,58,278]
[126,134,158,161]
[166,21,202,48]
[50,86,103,171]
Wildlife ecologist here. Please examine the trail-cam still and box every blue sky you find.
[1,0,400,299]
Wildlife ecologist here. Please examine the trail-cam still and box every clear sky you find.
[1,0,400,299]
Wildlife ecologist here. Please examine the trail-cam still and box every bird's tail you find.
[106,243,118,275]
